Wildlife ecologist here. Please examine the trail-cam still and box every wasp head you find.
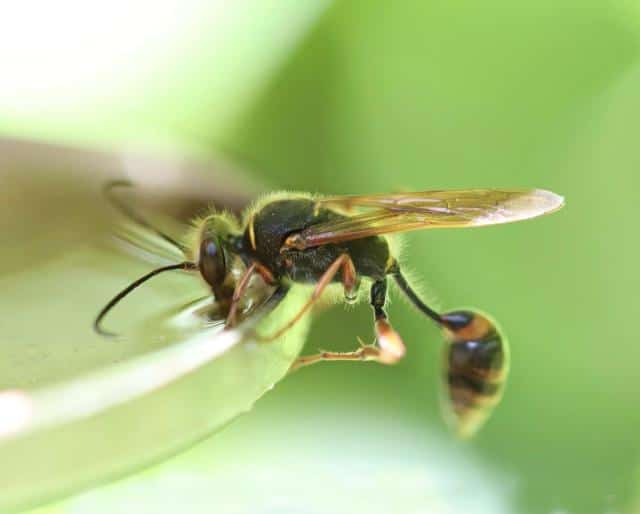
[196,214,240,298]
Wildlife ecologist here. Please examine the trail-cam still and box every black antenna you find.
[391,268,444,326]
[94,261,196,337]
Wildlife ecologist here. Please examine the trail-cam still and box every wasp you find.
[95,185,564,436]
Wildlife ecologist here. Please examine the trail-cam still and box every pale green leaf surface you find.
[21,405,514,514]
[0,142,310,511]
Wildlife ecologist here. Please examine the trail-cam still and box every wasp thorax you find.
[439,309,509,438]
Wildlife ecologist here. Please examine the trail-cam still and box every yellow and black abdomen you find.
[440,310,509,438]
[245,197,391,283]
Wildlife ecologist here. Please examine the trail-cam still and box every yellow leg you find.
[289,336,405,373]
[225,262,257,328]
[226,261,276,328]
[256,254,355,342]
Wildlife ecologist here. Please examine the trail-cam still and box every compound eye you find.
[199,238,226,288]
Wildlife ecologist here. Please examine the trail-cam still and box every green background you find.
[2,2,640,514]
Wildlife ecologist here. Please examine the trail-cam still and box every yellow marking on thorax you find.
[248,215,257,250]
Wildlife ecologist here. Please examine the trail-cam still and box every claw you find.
[356,336,375,349]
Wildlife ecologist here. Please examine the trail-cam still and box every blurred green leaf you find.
[22,404,514,514]
[0,0,330,152]
[0,287,309,512]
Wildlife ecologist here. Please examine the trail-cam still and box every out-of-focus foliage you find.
[2,2,640,514]
[27,406,515,514]
[0,0,330,150]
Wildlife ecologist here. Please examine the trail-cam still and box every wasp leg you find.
[341,252,360,304]
[370,279,406,364]
[289,340,383,373]
[289,279,406,371]
[225,261,276,328]
[256,253,355,342]
[225,262,257,328]
[104,180,187,253]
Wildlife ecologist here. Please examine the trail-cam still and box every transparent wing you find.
[286,189,564,249]
[105,181,192,265]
